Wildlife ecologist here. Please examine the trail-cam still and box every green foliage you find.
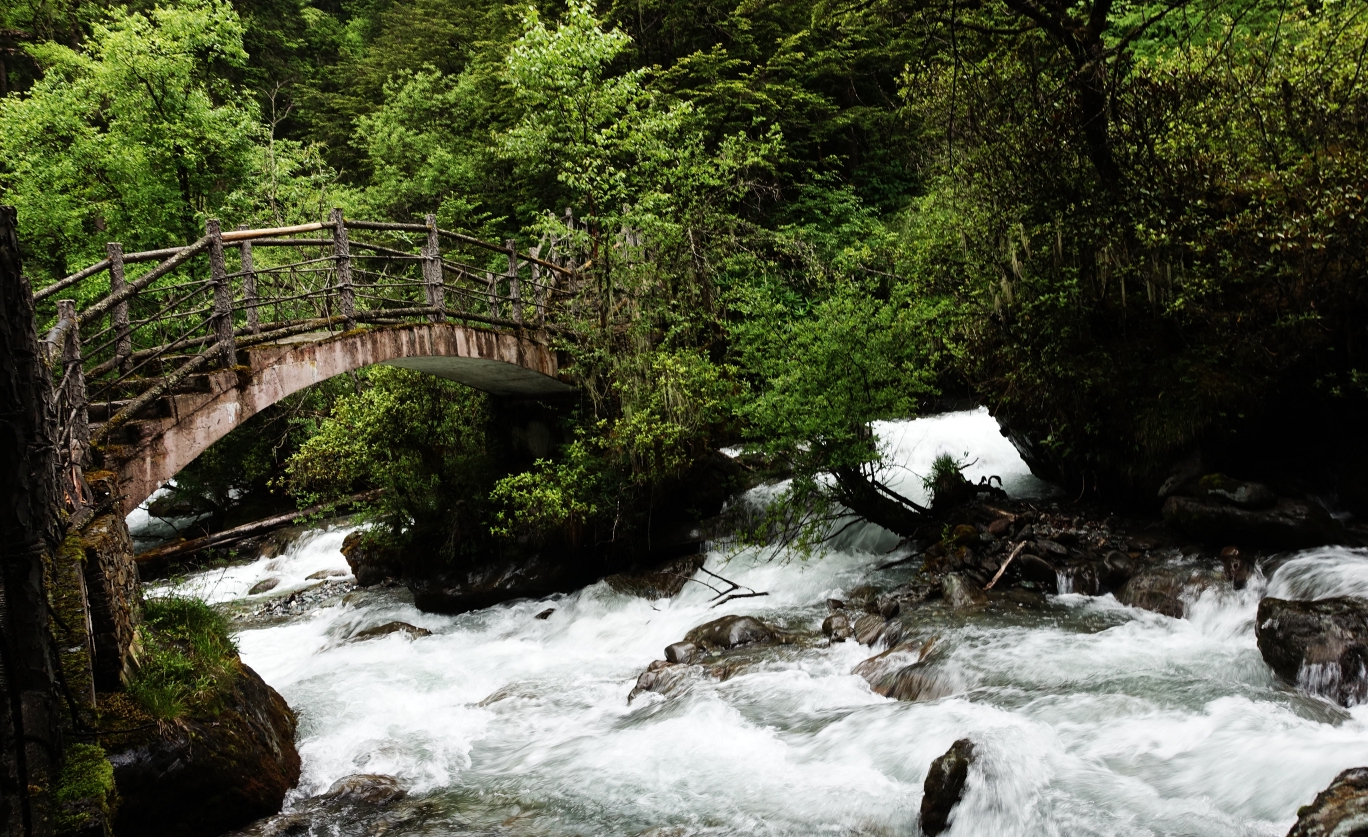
[284,366,494,559]
[54,743,116,834]
[0,1,258,275]
[129,596,238,721]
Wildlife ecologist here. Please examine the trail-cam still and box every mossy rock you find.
[55,743,117,837]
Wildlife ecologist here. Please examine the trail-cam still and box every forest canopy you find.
[3,0,1366,552]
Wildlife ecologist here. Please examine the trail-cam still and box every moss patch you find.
[55,743,117,834]
[128,596,239,720]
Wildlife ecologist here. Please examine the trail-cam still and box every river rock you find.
[1220,546,1253,590]
[1100,550,1136,590]
[854,613,887,645]
[605,554,707,600]
[942,574,987,611]
[350,621,432,642]
[665,641,701,664]
[1195,473,1277,508]
[1256,597,1368,706]
[408,549,622,614]
[323,773,407,806]
[628,660,696,702]
[249,577,280,595]
[1016,554,1058,592]
[341,532,405,587]
[1116,570,1187,618]
[823,612,853,642]
[1285,767,1368,837]
[854,638,949,702]
[683,615,775,650]
[1162,494,1343,549]
[921,738,975,836]
[107,663,300,837]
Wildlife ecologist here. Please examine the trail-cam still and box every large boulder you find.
[605,554,706,600]
[1256,597,1368,706]
[1116,570,1188,619]
[407,549,621,614]
[106,663,300,837]
[1285,767,1368,837]
[340,532,404,587]
[921,739,975,836]
[684,615,776,650]
[1162,494,1343,549]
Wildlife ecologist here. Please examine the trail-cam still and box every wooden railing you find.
[33,209,588,522]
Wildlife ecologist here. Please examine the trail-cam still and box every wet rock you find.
[341,532,405,587]
[409,546,639,615]
[665,641,701,664]
[1285,767,1368,837]
[855,638,947,702]
[1195,473,1277,509]
[1256,597,1368,707]
[1220,546,1253,590]
[535,608,555,620]
[1016,554,1058,593]
[323,773,407,806]
[1056,562,1100,596]
[822,612,853,642]
[986,515,1014,537]
[826,598,846,612]
[846,585,882,613]
[942,574,987,611]
[249,577,280,595]
[1035,538,1069,557]
[1101,550,1136,590]
[877,595,902,618]
[1116,570,1187,619]
[304,569,347,581]
[921,738,975,836]
[1162,495,1344,549]
[107,664,300,837]
[854,613,887,645]
[350,621,431,642]
[684,615,775,650]
[628,660,695,702]
[605,554,706,600]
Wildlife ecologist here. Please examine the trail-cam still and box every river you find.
[140,409,1368,836]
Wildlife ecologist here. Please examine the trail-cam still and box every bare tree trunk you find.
[0,205,64,837]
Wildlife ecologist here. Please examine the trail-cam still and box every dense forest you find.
[3,0,1366,563]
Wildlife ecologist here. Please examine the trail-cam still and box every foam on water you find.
[167,410,1368,835]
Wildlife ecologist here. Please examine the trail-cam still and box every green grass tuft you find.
[128,596,239,720]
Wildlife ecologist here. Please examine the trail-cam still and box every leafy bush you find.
[128,596,238,720]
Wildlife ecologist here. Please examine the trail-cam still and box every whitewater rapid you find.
[143,410,1368,836]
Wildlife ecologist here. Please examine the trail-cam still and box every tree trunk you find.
[830,466,928,538]
[0,205,64,837]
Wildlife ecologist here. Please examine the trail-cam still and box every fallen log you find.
[133,490,381,563]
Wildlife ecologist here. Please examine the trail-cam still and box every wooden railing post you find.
[57,299,89,464]
[206,219,236,368]
[330,207,355,331]
[529,238,544,325]
[506,238,521,325]
[238,224,259,334]
[486,271,499,319]
[423,213,445,322]
[106,242,131,374]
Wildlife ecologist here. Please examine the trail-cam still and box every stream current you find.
[143,409,1368,836]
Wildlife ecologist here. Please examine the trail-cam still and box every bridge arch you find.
[109,322,571,514]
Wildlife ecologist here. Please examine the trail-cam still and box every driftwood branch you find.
[134,490,381,563]
[984,541,1026,590]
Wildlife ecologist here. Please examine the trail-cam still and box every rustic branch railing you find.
[33,209,588,519]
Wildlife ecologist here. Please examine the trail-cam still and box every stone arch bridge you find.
[35,210,583,516]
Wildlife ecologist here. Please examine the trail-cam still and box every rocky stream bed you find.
[137,410,1368,837]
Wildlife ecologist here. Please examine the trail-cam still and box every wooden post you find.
[423,213,444,322]
[485,271,499,319]
[0,203,66,837]
[529,240,544,325]
[238,224,259,334]
[330,207,355,331]
[56,300,89,463]
[206,219,236,368]
[507,238,521,325]
[106,242,131,374]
